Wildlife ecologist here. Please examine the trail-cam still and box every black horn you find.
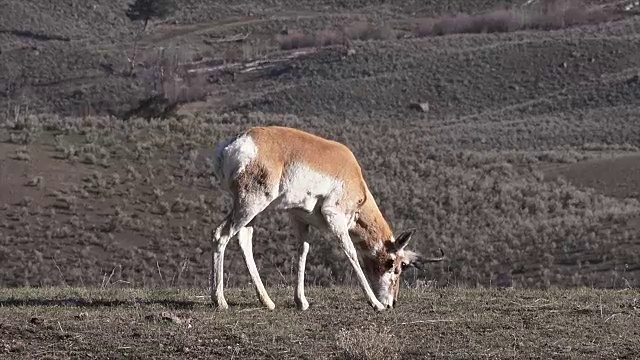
[422,248,445,263]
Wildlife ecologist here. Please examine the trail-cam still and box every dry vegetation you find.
[276,22,397,50]
[413,0,619,37]
[1,109,639,291]
[273,0,624,50]
[0,287,638,359]
[1,1,640,357]
[2,0,634,118]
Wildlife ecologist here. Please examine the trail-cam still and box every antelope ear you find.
[393,228,416,252]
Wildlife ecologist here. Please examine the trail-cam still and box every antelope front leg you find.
[337,232,385,312]
[321,204,385,312]
[292,219,310,310]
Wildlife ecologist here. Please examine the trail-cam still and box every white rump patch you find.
[212,133,258,189]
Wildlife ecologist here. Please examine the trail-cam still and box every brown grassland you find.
[1,0,640,358]
[0,287,639,359]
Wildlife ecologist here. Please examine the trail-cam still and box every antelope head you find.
[361,229,445,308]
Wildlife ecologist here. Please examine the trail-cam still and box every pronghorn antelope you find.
[208,126,445,311]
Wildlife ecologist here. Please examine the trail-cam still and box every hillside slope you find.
[1,0,639,290]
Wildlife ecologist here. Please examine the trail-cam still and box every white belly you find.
[288,207,329,231]
[269,163,343,221]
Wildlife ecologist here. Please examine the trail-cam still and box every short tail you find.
[211,135,237,183]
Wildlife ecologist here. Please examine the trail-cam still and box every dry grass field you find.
[1,0,640,358]
[1,287,639,359]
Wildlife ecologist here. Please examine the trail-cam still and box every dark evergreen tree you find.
[125,0,177,31]
[124,0,178,75]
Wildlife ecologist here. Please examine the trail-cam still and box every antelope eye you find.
[401,262,409,269]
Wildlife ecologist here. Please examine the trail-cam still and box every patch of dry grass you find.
[335,325,400,360]
[276,22,396,50]
[414,0,615,37]
[0,287,638,359]
[275,0,619,50]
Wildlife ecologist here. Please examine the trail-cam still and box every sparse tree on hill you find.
[125,0,177,31]
[124,0,178,76]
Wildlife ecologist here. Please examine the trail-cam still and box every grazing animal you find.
[208,126,444,311]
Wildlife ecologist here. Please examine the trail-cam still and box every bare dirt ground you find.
[0,287,638,359]
[542,153,640,200]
